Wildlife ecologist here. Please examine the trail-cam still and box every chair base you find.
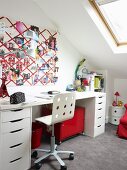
[33,125,74,169]
[34,144,74,166]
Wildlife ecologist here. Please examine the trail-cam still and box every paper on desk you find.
[34,94,53,100]
[25,96,38,103]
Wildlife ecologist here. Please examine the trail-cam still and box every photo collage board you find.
[0,16,59,86]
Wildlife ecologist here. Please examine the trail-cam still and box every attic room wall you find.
[0,0,82,91]
[0,0,96,91]
[0,0,83,119]
[114,79,127,105]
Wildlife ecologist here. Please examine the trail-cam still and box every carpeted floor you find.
[30,123,127,170]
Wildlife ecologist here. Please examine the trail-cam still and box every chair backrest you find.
[51,92,76,124]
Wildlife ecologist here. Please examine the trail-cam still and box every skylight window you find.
[89,0,127,46]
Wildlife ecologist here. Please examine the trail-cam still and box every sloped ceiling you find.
[34,0,127,78]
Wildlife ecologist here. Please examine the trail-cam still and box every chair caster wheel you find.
[56,140,61,145]
[69,153,74,160]
[35,162,42,169]
[61,165,67,170]
[31,151,38,158]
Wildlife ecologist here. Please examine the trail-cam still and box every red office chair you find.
[117,104,127,139]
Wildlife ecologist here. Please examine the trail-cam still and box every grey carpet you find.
[30,124,127,170]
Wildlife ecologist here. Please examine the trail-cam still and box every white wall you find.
[0,0,82,91]
[0,0,54,30]
[105,71,114,122]
[114,79,127,104]
[0,0,84,119]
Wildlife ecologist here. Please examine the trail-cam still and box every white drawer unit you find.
[93,94,106,137]
[0,107,32,170]
[76,92,106,137]
[109,106,124,125]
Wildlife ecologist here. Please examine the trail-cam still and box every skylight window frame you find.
[89,0,127,46]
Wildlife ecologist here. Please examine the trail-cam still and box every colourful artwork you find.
[0,16,59,86]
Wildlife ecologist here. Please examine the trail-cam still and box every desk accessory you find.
[10,92,25,104]
[0,77,9,97]
[47,90,60,95]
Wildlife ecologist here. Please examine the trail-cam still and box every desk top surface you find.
[0,91,106,111]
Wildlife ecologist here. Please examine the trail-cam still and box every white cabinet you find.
[94,93,106,137]
[0,107,32,170]
[76,92,106,137]
[109,106,124,125]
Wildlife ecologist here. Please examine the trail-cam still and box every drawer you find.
[95,95,106,105]
[1,107,31,122]
[95,106,105,117]
[2,126,30,148]
[95,115,105,126]
[112,107,124,117]
[2,117,31,134]
[96,100,105,108]
[1,152,30,170]
[94,124,105,137]
[109,116,120,125]
[96,102,105,109]
[2,140,29,165]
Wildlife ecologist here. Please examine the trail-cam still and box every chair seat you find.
[36,115,52,126]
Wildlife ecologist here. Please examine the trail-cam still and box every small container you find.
[32,122,43,149]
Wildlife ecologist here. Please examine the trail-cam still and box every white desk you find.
[0,91,106,170]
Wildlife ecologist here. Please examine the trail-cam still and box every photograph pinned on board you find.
[53,76,58,83]
[47,73,54,82]
[33,74,39,84]
[23,73,30,80]
[4,42,15,50]
[31,25,39,37]
[14,37,24,45]
[0,34,4,42]
[27,49,36,58]
[54,56,58,62]
[0,22,5,34]
[16,79,24,86]
[54,67,59,72]
[24,29,39,42]
[16,50,25,59]
[48,36,56,50]
[0,49,5,56]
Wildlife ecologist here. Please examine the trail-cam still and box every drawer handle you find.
[98,116,102,119]
[114,110,117,113]
[10,119,23,123]
[10,128,23,133]
[98,102,102,104]
[10,143,23,148]
[10,157,22,163]
[10,109,23,112]
[97,125,101,127]
[98,108,102,110]
[99,96,103,98]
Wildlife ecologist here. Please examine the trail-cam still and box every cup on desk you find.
[85,86,89,92]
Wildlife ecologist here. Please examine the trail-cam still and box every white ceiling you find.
[33,0,127,78]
